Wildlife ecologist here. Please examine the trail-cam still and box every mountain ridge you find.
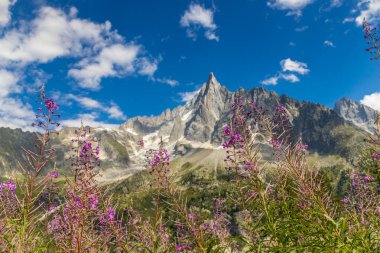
[0,73,375,182]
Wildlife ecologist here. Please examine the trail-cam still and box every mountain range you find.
[0,73,377,183]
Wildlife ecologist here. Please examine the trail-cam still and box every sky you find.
[0,0,380,130]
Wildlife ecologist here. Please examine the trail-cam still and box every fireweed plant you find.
[47,124,121,252]
[363,18,380,61]
[116,141,234,252]
[0,85,60,252]
[222,96,380,251]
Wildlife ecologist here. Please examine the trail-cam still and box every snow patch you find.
[126,128,138,135]
[181,110,192,121]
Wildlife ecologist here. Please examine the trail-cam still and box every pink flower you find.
[269,139,281,148]
[47,171,59,179]
[223,125,231,137]
[44,98,59,113]
[107,208,116,221]
[0,180,16,192]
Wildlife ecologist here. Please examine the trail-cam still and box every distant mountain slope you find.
[334,97,377,134]
[0,128,35,176]
[0,73,372,181]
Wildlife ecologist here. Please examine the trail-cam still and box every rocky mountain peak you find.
[184,73,231,143]
[196,72,223,100]
[334,97,377,133]
[206,71,219,86]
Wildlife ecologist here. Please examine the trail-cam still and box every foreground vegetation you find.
[0,84,379,252]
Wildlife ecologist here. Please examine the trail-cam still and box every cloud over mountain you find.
[180,3,219,41]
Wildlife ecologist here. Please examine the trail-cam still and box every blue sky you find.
[0,0,379,130]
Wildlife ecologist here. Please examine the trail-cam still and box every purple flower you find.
[363,175,374,184]
[372,153,380,159]
[90,195,99,209]
[269,139,281,149]
[244,162,253,171]
[223,125,231,137]
[297,143,308,150]
[107,208,116,221]
[0,180,16,192]
[80,141,93,158]
[150,149,170,167]
[341,198,349,204]
[223,132,243,149]
[188,212,197,220]
[44,98,59,113]
[47,171,59,179]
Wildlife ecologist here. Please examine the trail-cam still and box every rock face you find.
[184,73,230,142]
[0,128,36,177]
[334,98,377,134]
[0,73,372,180]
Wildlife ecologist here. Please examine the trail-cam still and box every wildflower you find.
[47,171,59,179]
[79,141,93,158]
[269,139,281,149]
[150,149,170,167]
[107,208,116,221]
[363,175,374,184]
[0,180,16,192]
[341,198,349,204]
[223,132,243,149]
[188,213,197,221]
[372,153,380,159]
[90,195,99,210]
[44,98,59,113]
[223,125,231,137]
[244,162,252,170]
[297,143,308,150]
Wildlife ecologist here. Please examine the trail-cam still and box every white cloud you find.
[280,58,310,75]
[281,73,300,82]
[295,26,308,32]
[0,7,107,66]
[60,112,119,129]
[355,0,380,26]
[68,44,143,90]
[0,97,34,130]
[66,94,126,120]
[67,94,102,109]
[0,0,16,27]
[0,69,18,97]
[180,3,219,41]
[361,92,380,111]
[330,0,343,8]
[0,6,158,90]
[261,73,300,85]
[261,76,279,85]
[261,58,309,85]
[343,17,354,23]
[324,40,336,47]
[267,0,314,16]
[154,77,179,87]
[178,89,200,103]
[137,57,159,76]
[106,103,126,120]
